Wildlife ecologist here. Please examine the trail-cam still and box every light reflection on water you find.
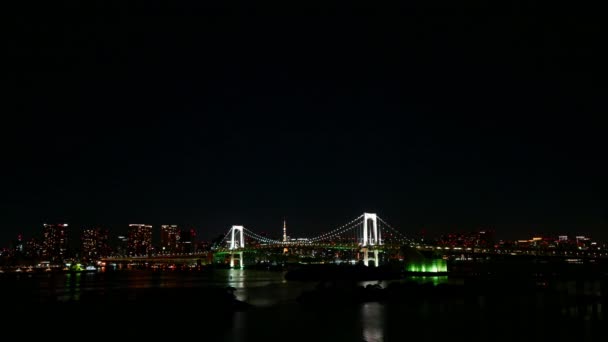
[226,268,314,307]
[7,269,315,306]
[5,269,608,341]
[358,275,453,288]
[62,272,82,301]
[8,271,454,302]
[360,302,385,342]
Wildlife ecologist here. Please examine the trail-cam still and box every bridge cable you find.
[377,216,410,244]
[309,215,365,243]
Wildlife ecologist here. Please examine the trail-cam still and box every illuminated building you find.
[437,229,495,248]
[25,237,43,258]
[576,236,592,249]
[42,223,69,261]
[516,236,555,249]
[128,224,153,256]
[160,225,179,254]
[81,228,110,259]
[14,234,24,253]
[115,235,129,256]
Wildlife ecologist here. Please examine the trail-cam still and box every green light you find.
[69,263,84,272]
[406,259,447,273]
[409,276,447,286]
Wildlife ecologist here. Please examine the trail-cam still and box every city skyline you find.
[2,216,603,250]
[3,212,605,269]
[4,2,606,247]
[4,2,607,341]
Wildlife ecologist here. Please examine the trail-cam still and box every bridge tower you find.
[361,213,381,267]
[230,225,245,250]
[229,225,244,268]
[362,213,380,246]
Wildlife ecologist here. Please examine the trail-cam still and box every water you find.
[1,270,607,341]
[0,269,453,305]
[1,269,313,304]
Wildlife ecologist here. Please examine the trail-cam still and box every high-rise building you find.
[81,228,110,259]
[25,237,43,258]
[13,234,24,254]
[115,235,129,256]
[197,240,211,252]
[179,229,196,254]
[160,225,179,254]
[127,224,153,256]
[42,223,69,261]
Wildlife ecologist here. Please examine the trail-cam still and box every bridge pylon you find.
[230,225,245,250]
[229,225,245,268]
[230,251,244,268]
[361,247,380,267]
[361,213,381,266]
[363,213,380,246]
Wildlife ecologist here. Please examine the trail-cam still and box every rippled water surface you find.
[2,269,607,341]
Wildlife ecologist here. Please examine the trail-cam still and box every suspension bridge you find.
[213,213,410,267]
[104,213,412,268]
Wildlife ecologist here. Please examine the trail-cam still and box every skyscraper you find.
[81,228,110,259]
[160,225,179,254]
[116,235,129,256]
[179,229,196,254]
[42,223,69,261]
[127,224,153,256]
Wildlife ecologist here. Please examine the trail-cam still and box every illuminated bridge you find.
[212,213,409,267]
[104,213,411,268]
[103,213,608,270]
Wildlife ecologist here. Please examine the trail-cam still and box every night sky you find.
[3,1,606,246]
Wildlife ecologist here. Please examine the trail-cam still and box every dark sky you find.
[3,1,606,246]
